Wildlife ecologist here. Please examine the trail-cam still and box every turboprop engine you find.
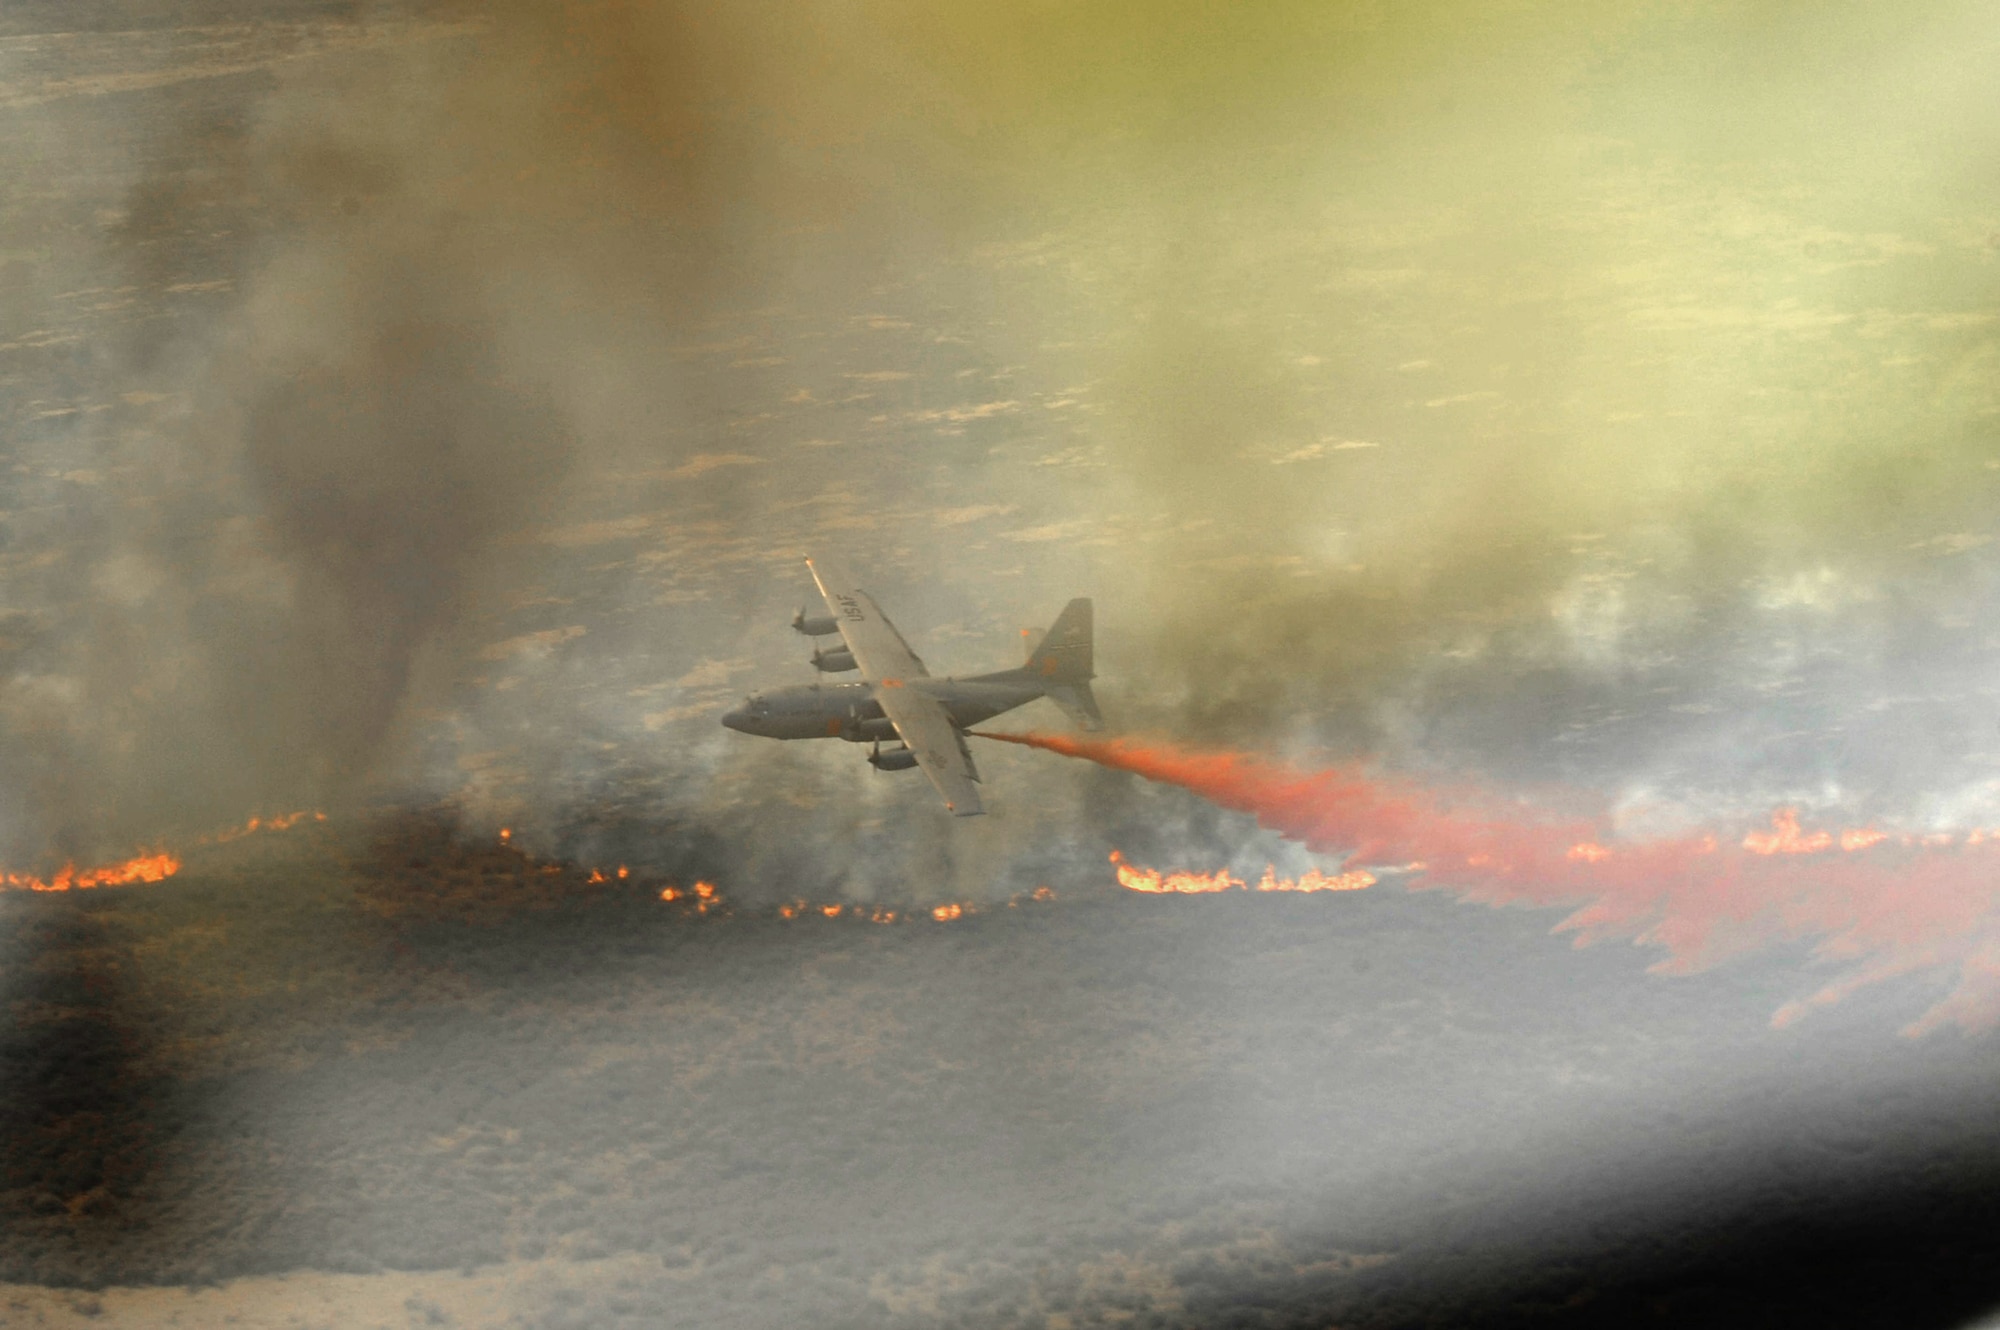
[811,647,858,672]
[868,744,919,772]
[792,608,840,636]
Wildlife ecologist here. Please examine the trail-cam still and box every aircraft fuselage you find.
[721,675,1044,742]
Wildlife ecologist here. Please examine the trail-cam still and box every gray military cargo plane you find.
[721,558,1102,816]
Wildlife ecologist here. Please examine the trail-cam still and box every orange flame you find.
[1108,849,1372,895]
[763,900,992,923]
[208,810,325,845]
[1256,864,1375,893]
[3,807,329,895]
[975,729,2000,1033]
[786,902,902,922]
[658,881,719,914]
[3,851,182,894]
[1109,849,1240,894]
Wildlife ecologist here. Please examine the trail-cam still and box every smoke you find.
[1049,0,2000,792]
[0,1,987,869]
[7,0,1376,874]
[7,0,1999,898]
[982,729,2000,1034]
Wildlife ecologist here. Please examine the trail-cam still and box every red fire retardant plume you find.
[975,731,2000,1035]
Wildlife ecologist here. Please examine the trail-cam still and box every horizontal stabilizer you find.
[1043,680,1104,732]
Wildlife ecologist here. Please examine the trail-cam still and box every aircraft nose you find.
[721,706,749,732]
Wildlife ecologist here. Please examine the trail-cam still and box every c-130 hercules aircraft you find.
[721,558,1102,816]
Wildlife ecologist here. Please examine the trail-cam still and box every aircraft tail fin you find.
[971,597,1102,729]
[1025,598,1092,683]
[1043,680,1104,732]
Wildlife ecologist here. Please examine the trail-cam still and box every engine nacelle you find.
[868,746,919,772]
[811,647,857,673]
[792,608,840,637]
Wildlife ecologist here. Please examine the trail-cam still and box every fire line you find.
[2,809,327,895]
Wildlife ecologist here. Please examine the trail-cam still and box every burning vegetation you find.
[0,852,182,894]
[659,880,720,912]
[0,810,328,895]
[1108,850,1374,895]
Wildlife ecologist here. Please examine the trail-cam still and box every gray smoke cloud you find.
[0,2,962,870]
[7,0,2000,888]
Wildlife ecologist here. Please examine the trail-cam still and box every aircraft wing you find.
[872,683,984,816]
[806,557,928,680]
[806,558,982,816]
